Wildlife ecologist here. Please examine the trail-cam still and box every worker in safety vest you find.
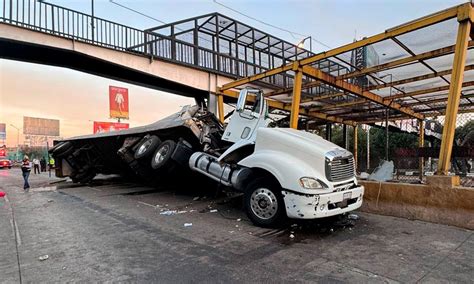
[48,157,55,177]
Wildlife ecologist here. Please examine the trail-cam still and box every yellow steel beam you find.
[353,125,358,171]
[219,65,293,91]
[405,93,474,107]
[217,94,225,123]
[358,105,474,124]
[385,80,474,100]
[423,107,474,117]
[299,92,346,104]
[301,65,424,120]
[341,42,473,81]
[290,70,303,129]
[265,80,322,97]
[219,89,357,126]
[368,64,474,91]
[319,99,367,111]
[457,2,474,22]
[419,119,425,181]
[438,19,471,175]
[298,3,463,66]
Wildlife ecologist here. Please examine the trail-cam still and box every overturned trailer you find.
[51,89,364,227]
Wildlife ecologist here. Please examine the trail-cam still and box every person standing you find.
[48,157,55,177]
[33,157,40,174]
[21,156,32,191]
[40,157,46,172]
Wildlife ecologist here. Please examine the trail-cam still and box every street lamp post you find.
[297,36,312,53]
[91,0,95,42]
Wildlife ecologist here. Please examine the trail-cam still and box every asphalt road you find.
[0,168,473,283]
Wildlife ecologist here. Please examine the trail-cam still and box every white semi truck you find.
[51,89,364,227]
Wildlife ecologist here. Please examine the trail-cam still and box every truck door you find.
[222,89,268,144]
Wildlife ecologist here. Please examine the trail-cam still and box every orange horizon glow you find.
[0,59,194,147]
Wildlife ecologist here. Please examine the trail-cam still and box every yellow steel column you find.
[217,95,225,124]
[419,120,425,181]
[437,19,471,175]
[353,125,358,172]
[290,69,303,129]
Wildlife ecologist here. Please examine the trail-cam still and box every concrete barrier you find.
[359,180,474,230]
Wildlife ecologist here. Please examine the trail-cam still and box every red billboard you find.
[109,86,129,119]
[93,121,129,134]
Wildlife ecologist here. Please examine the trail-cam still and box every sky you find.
[0,0,468,147]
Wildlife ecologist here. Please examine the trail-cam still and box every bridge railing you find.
[0,0,343,95]
[0,0,294,82]
[1,0,146,52]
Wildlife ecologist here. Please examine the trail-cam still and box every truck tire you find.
[52,142,74,158]
[151,140,176,170]
[244,177,285,228]
[134,136,161,160]
[71,169,96,184]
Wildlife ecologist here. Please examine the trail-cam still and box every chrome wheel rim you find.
[137,140,152,155]
[154,145,170,164]
[250,188,278,220]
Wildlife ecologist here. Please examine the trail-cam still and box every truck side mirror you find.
[236,89,248,113]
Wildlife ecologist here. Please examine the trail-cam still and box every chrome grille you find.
[326,156,355,182]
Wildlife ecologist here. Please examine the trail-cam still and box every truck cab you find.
[190,89,364,227]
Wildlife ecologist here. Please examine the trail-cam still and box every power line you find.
[109,0,166,24]
[212,0,332,49]
[108,0,213,45]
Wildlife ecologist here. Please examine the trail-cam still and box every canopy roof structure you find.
[145,12,347,95]
[218,2,474,127]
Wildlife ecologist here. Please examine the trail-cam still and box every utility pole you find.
[367,125,370,171]
[91,0,95,42]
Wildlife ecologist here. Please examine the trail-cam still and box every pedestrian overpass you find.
[0,0,345,113]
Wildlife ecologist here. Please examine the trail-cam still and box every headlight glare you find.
[299,177,325,189]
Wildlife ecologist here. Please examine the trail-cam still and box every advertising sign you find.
[0,123,5,140]
[109,86,129,119]
[23,117,60,136]
[93,121,129,134]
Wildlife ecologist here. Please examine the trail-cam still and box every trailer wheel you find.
[151,140,176,170]
[134,136,161,160]
[71,169,96,184]
[51,142,74,158]
[244,177,285,228]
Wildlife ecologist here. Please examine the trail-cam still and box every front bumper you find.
[282,186,364,219]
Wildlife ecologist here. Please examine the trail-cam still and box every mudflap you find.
[171,139,194,169]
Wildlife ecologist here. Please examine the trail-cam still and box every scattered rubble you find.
[184,223,193,227]
[348,214,360,220]
[39,255,49,261]
[160,210,177,216]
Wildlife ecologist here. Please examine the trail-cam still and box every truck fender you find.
[237,150,321,192]
[218,139,255,163]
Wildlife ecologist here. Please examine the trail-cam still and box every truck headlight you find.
[299,177,327,189]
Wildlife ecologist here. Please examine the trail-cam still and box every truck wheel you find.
[151,140,176,170]
[244,177,285,228]
[134,136,161,160]
[71,170,96,184]
[52,142,74,158]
